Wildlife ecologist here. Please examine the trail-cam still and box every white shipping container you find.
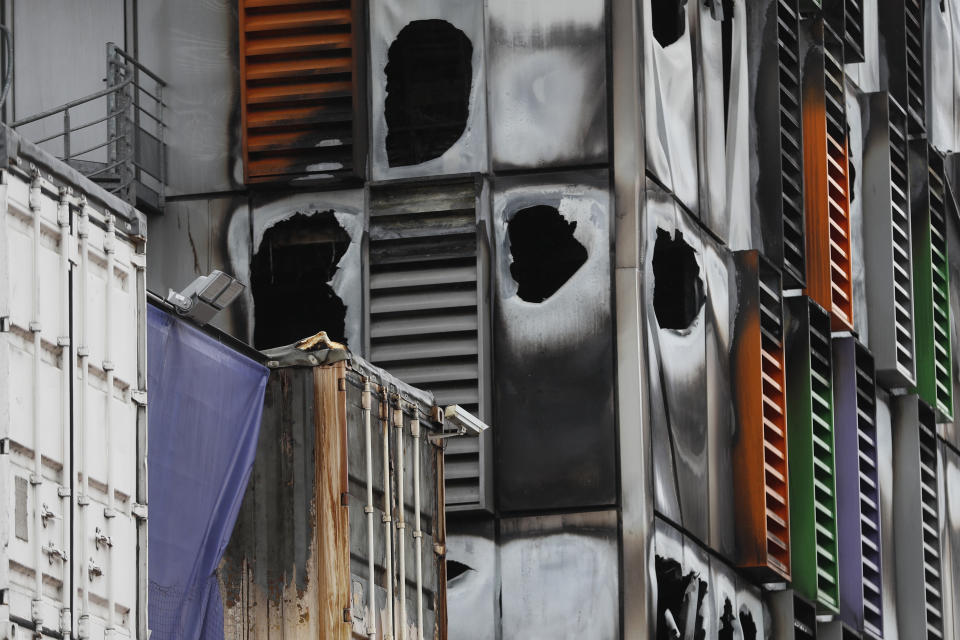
[0,131,147,639]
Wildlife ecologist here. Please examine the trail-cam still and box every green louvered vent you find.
[888,107,915,375]
[918,405,944,639]
[809,315,840,610]
[778,0,806,284]
[854,346,883,636]
[927,154,953,419]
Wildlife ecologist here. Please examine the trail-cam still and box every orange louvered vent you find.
[239,0,362,184]
[802,23,853,331]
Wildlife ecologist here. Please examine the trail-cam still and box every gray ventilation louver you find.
[367,179,492,512]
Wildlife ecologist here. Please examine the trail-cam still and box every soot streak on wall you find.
[492,171,615,513]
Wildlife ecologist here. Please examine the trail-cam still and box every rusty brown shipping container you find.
[219,337,474,638]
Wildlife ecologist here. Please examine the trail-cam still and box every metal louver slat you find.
[239,0,364,184]
[918,405,945,639]
[732,251,791,581]
[367,179,491,513]
[785,296,840,613]
[912,146,954,421]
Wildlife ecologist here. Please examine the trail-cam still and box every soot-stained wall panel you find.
[138,0,241,195]
[486,0,608,171]
[927,0,960,152]
[226,189,364,350]
[446,519,498,640]
[492,171,615,513]
[644,183,708,542]
[499,511,619,640]
[369,0,487,181]
[846,82,870,343]
[642,0,698,215]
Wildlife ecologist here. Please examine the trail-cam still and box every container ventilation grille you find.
[759,275,790,572]
[918,406,944,639]
[809,313,840,610]
[904,0,924,131]
[239,0,358,183]
[778,0,806,285]
[854,345,883,636]
[367,182,486,510]
[823,46,853,329]
[844,0,864,62]
[927,155,953,419]
[888,105,915,376]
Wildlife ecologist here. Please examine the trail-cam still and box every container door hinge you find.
[340,492,349,507]
[57,486,71,498]
[434,543,446,558]
[0,316,8,332]
[131,390,147,406]
[129,252,146,270]
[342,608,352,623]
[0,438,10,455]
[132,503,148,521]
[338,377,347,391]
[57,336,70,348]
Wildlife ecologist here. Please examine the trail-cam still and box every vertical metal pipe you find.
[57,188,72,629]
[29,174,44,626]
[411,411,424,640]
[362,382,376,639]
[77,200,91,629]
[63,109,70,161]
[393,405,407,640]
[103,214,116,631]
[382,392,394,640]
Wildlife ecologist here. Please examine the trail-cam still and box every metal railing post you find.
[63,108,70,161]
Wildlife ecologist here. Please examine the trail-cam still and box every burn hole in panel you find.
[385,20,473,167]
[718,599,735,640]
[252,212,350,349]
[652,0,688,47]
[508,205,587,303]
[739,608,757,640]
[653,228,705,330]
[446,559,472,583]
[655,556,708,640]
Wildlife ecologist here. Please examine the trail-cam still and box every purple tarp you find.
[147,305,268,638]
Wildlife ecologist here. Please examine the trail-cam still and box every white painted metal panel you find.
[0,167,146,638]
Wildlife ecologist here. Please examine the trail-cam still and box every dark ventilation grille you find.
[825,0,865,63]
[777,0,806,286]
[367,180,490,511]
[917,404,944,639]
[904,0,924,132]
[239,0,361,184]
[888,102,915,377]
[808,307,840,611]
[854,344,883,636]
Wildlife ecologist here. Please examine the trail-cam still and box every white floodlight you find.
[166,270,245,326]
[443,405,490,436]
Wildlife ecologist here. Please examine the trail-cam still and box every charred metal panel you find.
[644,183,707,539]
[137,0,241,195]
[238,0,365,185]
[729,251,791,580]
[486,0,608,171]
[927,0,960,152]
[499,511,619,640]
[366,178,492,513]
[938,442,960,640]
[704,234,735,559]
[877,0,925,133]
[891,395,944,640]
[641,0,698,215]
[860,93,916,391]
[226,189,364,349]
[492,171,615,513]
[744,0,807,288]
[832,337,883,637]
[368,0,487,181]
[446,519,498,640]
[845,82,870,342]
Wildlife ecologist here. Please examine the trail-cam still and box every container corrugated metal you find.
[0,148,148,637]
[220,346,453,639]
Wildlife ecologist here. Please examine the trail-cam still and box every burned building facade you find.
[6,0,960,637]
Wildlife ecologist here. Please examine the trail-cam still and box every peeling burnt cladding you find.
[250,211,350,350]
[384,19,472,167]
[492,173,615,513]
[745,0,807,289]
[507,205,587,303]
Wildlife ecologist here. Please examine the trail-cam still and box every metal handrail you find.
[31,108,126,144]
[108,43,166,86]
[10,81,131,128]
